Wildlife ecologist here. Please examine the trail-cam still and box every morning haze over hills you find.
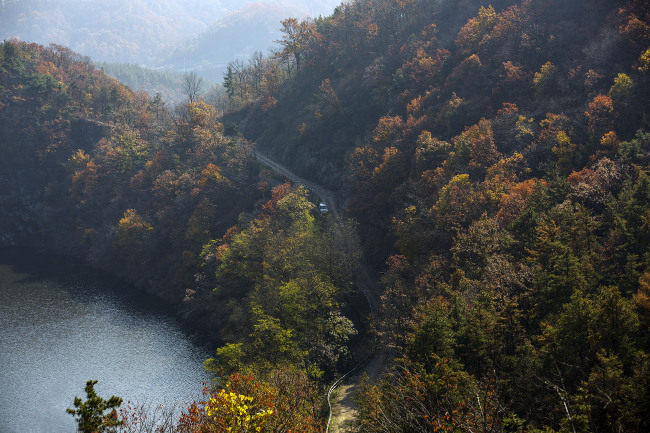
[0,0,340,83]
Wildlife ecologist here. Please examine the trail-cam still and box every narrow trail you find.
[252,149,389,433]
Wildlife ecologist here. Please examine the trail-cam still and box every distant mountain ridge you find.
[0,0,340,66]
[160,2,306,82]
[1,0,226,63]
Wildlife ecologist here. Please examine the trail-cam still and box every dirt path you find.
[329,383,357,433]
[327,346,393,432]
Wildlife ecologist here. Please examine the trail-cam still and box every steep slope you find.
[0,41,260,309]
[0,44,364,425]
[224,0,650,431]
[3,0,650,430]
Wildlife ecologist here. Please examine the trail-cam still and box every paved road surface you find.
[252,150,340,218]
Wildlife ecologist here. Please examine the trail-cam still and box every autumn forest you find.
[1,0,650,431]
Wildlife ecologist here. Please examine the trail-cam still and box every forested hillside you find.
[2,0,650,431]
[0,41,260,305]
[224,0,650,431]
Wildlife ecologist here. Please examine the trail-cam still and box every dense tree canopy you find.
[2,0,650,431]
[223,0,650,431]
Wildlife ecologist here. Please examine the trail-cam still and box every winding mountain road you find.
[252,150,340,218]
[252,149,388,433]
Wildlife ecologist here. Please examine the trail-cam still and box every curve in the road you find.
[252,150,340,218]
[251,149,386,433]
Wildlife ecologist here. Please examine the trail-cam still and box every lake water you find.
[0,249,211,432]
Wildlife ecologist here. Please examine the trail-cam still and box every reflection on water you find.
[0,249,211,433]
